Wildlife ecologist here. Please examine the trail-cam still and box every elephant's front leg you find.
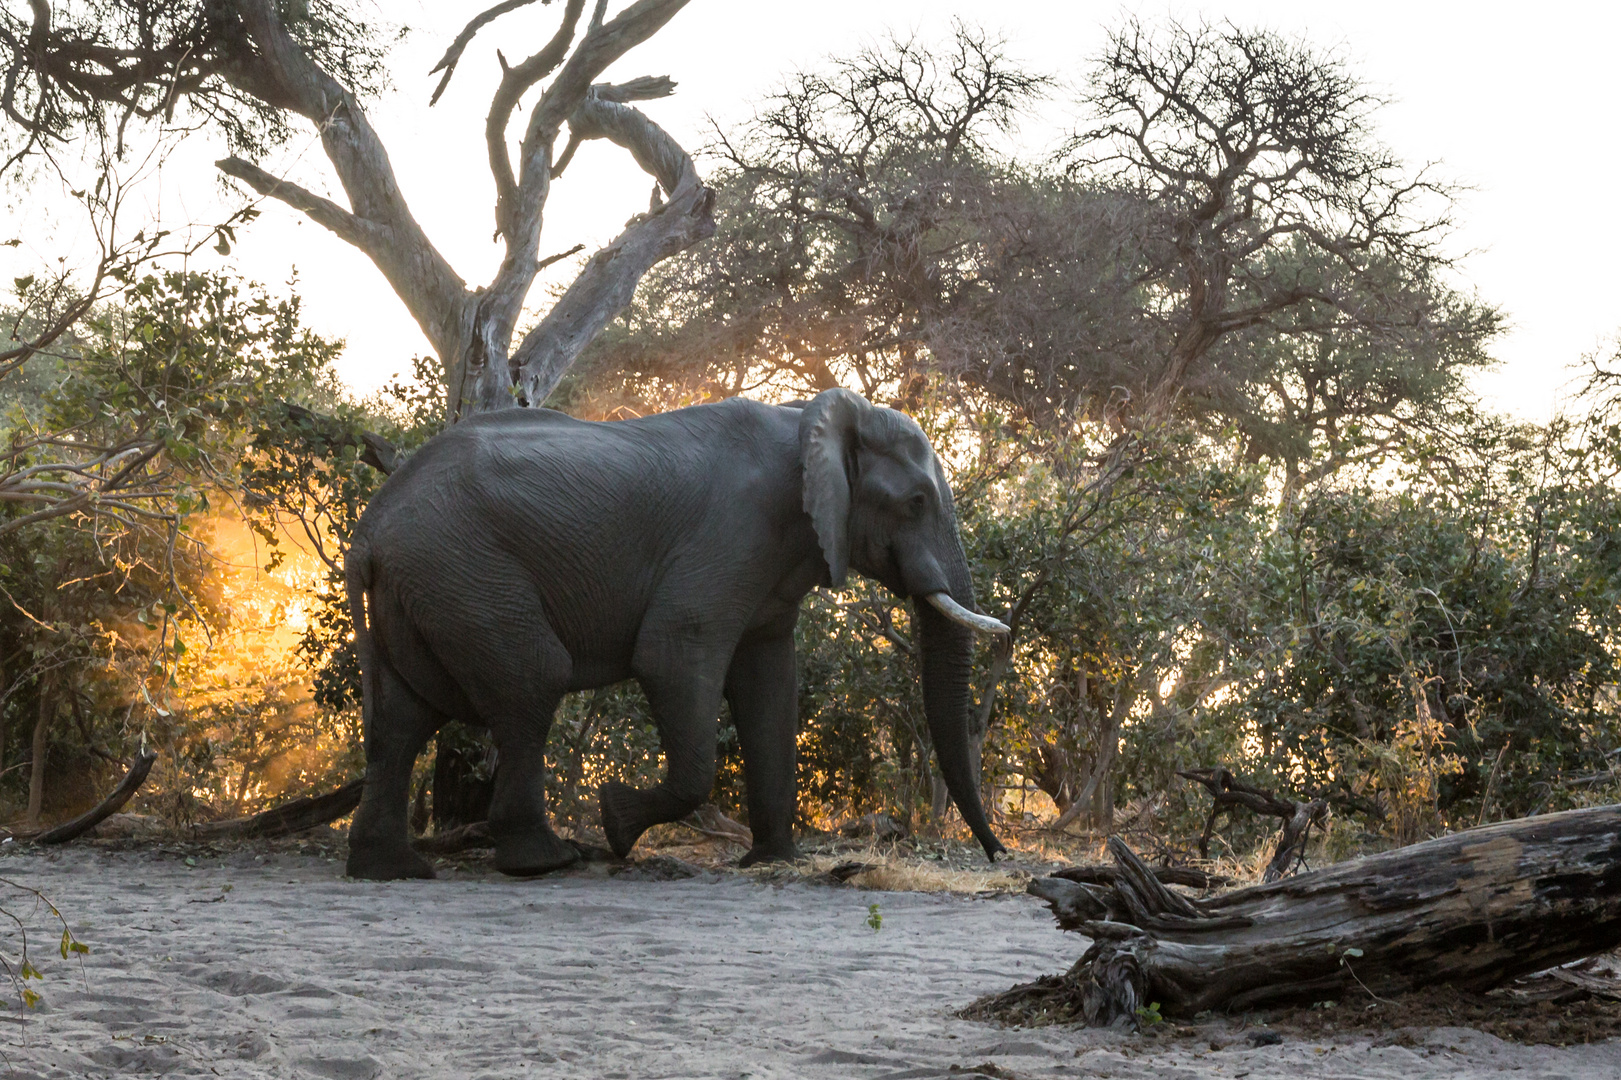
[725,629,800,866]
[600,661,727,859]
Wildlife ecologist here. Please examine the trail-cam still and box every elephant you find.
[342,387,1010,880]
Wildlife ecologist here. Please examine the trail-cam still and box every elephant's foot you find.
[346,840,436,881]
[599,780,650,859]
[738,836,799,867]
[493,827,581,877]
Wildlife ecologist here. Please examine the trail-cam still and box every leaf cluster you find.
[0,0,396,169]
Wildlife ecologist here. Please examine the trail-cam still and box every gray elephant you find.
[342,388,1010,880]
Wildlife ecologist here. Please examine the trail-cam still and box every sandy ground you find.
[0,845,1618,1079]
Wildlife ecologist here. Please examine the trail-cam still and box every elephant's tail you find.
[345,538,379,744]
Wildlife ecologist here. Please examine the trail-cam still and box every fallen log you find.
[192,779,363,840]
[969,806,1621,1026]
[34,751,159,845]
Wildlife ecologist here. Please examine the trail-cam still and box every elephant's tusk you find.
[924,592,1011,636]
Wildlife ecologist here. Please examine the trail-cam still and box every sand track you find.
[1,847,1619,1078]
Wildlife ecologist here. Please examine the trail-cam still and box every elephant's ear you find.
[799,387,867,587]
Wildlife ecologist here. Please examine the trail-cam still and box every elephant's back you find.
[353,399,803,622]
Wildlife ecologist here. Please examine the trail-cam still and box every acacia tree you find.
[2,0,714,420]
[1068,18,1483,426]
[570,24,1086,417]
[580,20,1493,452]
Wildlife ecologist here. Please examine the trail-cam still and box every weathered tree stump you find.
[969,806,1621,1026]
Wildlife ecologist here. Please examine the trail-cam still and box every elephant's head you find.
[799,388,1009,861]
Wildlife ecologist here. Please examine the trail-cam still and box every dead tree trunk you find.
[192,780,364,840]
[210,0,713,422]
[972,806,1621,1026]
[35,751,158,844]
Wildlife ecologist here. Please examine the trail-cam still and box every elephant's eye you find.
[906,492,928,517]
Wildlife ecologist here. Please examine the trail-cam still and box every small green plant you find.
[1135,1001,1164,1026]
[1329,942,1393,1005]
[866,903,882,932]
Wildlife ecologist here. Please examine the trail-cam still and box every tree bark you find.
[1052,863,1232,891]
[976,807,1621,1026]
[25,684,50,826]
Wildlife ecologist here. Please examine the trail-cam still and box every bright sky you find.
[9,2,1619,421]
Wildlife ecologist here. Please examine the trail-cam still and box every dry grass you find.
[780,847,1033,894]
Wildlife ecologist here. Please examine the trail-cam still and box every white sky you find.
[8,2,1619,421]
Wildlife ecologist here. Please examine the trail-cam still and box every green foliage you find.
[541,685,665,828]
[244,355,444,715]
[0,269,361,819]
[545,24,1590,853]
[867,902,883,932]
[0,878,87,1013]
[0,14,1612,872]
[578,22,1495,475]
[1177,445,1621,835]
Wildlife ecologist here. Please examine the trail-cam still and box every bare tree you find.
[1067,18,1466,424]
[567,24,1115,419]
[2,0,715,419]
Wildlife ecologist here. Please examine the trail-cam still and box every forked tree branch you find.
[509,87,715,406]
[204,0,704,419]
[218,0,470,363]
[463,0,694,414]
[430,0,552,106]
[484,0,587,239]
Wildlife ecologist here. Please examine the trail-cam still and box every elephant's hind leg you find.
[346,659,442,881]
[485,693,580,876]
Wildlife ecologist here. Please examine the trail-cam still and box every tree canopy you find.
[576,21,1498,481]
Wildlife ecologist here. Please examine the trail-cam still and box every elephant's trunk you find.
[914,563,1007,862]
